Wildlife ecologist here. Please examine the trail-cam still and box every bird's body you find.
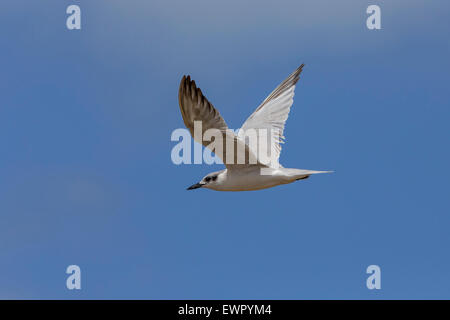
[179,64,332,191]
[203,167,329,192]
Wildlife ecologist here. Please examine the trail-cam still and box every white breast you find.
[210,167,293,191]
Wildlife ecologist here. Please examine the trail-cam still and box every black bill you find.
[187,183,203,190]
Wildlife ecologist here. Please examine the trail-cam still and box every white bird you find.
[179,64,332,191]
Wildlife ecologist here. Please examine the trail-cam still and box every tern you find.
[179,64,332,191]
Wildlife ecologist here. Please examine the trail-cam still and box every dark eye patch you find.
[212,176,217,181]
[205,177,211,182]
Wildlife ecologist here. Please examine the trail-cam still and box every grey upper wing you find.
[178,75,229,136]
[178,75,262,169]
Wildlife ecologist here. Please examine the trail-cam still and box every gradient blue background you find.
[1,0,449,299]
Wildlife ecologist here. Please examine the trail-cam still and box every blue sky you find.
[0,0,449,299]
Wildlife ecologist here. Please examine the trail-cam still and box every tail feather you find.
[301,170,334,174]
[282,168,333,181]
[283,168,334,175]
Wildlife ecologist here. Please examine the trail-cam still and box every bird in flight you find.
[178,64,332,191]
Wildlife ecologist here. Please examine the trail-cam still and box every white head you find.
[187,170,225,191]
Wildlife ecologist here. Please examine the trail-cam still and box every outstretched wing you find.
[238,65,304,168]
[178,75,263,169]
